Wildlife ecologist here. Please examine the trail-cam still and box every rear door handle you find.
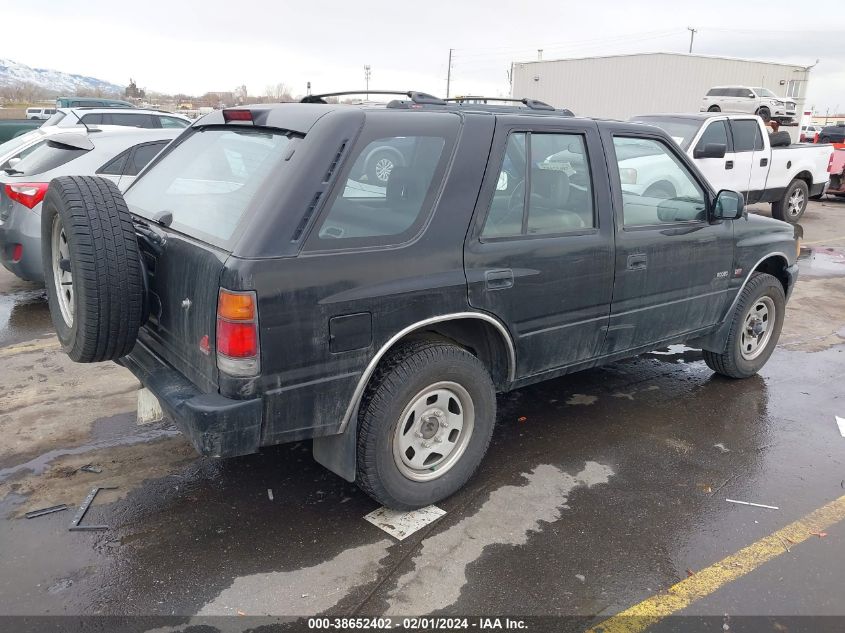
[725,160,734,170]
[760,157,768,167]
[627,254,647,270]
[484,269,514,290]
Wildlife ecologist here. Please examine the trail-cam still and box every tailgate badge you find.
[181,298,192,310]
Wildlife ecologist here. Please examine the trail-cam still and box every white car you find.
[42,107,190,130]
[629,113,833,223]
[25,107,56,120]
[700,86,796,124]
[800,124,823,143]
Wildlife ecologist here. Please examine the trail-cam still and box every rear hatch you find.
[124,125,296,392]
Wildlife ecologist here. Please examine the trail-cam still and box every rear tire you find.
[356,340,496,510]
[708,105,721,112]
[703,272,785,379]
[771,178,809,223]
[41,176,144,363]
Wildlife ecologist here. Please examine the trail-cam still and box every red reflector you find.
[216,318,257,358]
[222,109,253,122]
[11,244,23,263]
[829,152,835,172]
[4,183,48,209]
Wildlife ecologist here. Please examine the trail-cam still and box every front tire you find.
[703,272,785,379]
[771,178,809,223]
[756,107,771,122]
[356,340,496,510]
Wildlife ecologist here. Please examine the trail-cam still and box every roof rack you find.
[445,96,555,111]
[300,90,446,105]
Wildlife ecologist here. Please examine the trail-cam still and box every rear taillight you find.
[216,289,259,376]
[828,152,835,173]
[11,244,23,263]
[4,183,48,210]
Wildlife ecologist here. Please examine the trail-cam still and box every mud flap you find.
[313,425,357,482]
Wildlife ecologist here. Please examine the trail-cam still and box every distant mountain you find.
[0,57,123,95]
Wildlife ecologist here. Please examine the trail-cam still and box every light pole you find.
[364,65,371,98]
[687,27,697,54]
[446,49,453,99]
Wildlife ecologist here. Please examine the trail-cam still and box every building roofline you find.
[513,51,812,71]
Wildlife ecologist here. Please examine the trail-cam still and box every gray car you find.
[0,126,181,281]
[43,107,191,130]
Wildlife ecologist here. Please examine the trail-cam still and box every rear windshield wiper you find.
[3,168,23,175]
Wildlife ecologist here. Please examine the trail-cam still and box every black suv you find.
[40,92,800,509]
[817,123,845,145]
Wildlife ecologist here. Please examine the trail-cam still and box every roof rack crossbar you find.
[300,90,446,105]
[445,96,555,111]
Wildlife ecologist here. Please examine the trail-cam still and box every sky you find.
[1,0,842,113]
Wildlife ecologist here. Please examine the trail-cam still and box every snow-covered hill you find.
[0,58,123,94]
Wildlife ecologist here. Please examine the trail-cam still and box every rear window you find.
[3,140,87,175]
[125,127,293,247]
[43,111,67,126]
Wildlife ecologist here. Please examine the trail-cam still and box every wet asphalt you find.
[0,199,844,631]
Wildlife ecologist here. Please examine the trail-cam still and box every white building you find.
[511,52,812,121]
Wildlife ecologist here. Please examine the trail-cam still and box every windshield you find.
[630,117,703,150]
[753,87,777,98]
[125,127,295,248]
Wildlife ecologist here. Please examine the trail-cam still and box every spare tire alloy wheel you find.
[50,215,74,328]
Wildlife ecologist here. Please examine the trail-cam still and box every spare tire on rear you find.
[41,176,144,363]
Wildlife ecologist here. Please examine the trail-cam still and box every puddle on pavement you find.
[0,413,180,482]
[798,246,845,277]
[0,285,51,347]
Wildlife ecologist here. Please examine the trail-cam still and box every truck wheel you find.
[366,150,398,184]
[771,179,809,223]
[702,272,785,379]
[356,340,496,510]
[707,105,721,112]
[41,176,144,363]
[756,107,771,122]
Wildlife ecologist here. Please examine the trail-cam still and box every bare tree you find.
[265,82,293,102]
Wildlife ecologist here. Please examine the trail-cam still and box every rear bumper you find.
[119,340,263,458]
[0,203,44,282]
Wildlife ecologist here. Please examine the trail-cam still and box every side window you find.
[312,135,448,246]
[160,116,189,129]
[97,148,131,175]
[80,113,103,126]
[731,120,764,152]
[106,113,152,127]
[125,141,168,176]
[694,120,729,152]
[613,137,707,227]
[481,132,595,238]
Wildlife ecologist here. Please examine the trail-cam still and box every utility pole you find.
[446,49,453,99]
[687,27,697,54]
[364,65,371,97]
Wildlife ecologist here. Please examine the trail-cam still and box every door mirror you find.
[693,143,727,159]
[713,190,744,220]
[747,93,755,98]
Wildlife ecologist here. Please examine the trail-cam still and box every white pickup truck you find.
[629,113,833,223]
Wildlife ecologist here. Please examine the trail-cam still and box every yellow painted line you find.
[0,338,60,358]
[587,495,845,633]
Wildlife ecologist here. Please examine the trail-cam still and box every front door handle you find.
[627,254,647,270]
[484,269,514,290]
[725,160,734,170]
